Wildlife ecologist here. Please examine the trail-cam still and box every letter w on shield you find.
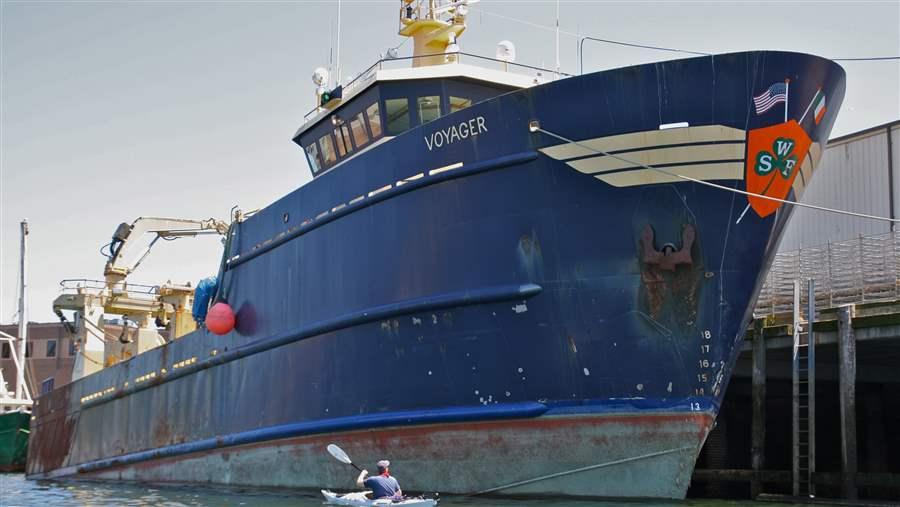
[744,120,812,218]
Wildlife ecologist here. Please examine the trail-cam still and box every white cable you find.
[83,317,116,342]
[59,321,106,366]
[479,8,899,62]
[478,7,580,38]
[535,127,900,224]
[474,445,694,495]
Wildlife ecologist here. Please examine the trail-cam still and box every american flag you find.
[753,82,788,115]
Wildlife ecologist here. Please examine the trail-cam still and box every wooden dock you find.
[691,297,900,502]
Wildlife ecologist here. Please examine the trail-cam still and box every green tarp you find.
[0,411,30,471]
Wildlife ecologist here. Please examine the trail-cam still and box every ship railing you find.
[303,52,572,123]
[59,278,161,296]
[755,231,900,316]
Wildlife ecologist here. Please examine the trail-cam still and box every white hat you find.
[377,460,390,468]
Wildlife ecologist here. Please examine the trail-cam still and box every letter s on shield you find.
[744,120,812,218]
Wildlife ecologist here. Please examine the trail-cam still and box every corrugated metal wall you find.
[778,121,900,251]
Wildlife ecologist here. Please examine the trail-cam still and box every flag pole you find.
[784,78,790,123]
[799,87,822,125]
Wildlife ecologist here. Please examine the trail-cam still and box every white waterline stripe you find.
[429,162,464,176]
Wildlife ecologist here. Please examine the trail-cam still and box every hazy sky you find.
[2,0,898,322]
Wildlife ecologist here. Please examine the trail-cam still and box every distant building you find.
[0,321,168,397]
[0,322,75,397]
[779,120,900,251]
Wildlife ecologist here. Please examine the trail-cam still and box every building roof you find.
[828,118,900,145]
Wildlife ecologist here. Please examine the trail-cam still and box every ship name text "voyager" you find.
[425,116,487,151]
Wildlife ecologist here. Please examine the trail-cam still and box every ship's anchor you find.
[640,224,695,271]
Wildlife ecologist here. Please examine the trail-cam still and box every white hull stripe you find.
[539,125,747,187]
[596,162,743,188]
[540,125,822,193]
[569,143,747,175]
[539,125,746,162]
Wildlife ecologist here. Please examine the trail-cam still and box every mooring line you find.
[474,445,695,495]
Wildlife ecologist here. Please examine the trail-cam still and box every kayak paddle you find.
[327,443,364,472]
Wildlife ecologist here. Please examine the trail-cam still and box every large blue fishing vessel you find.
[27,1,845,499]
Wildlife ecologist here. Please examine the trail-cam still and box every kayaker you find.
[356,459,402,499]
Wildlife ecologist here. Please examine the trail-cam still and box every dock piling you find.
[837,304,858,500]
[807,279,817,498]
[751,317,767,498]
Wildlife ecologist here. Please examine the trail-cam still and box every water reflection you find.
[0,474,799,507]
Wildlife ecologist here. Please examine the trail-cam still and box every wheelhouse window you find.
[319,134,337,165]
[417,95,441,124]
[306,143,322,173]
[333,128,347,157]
[366,103,383,138]
[46,339,57,358]
[385,98,410,135]
[340,125,354,153]
[350,112,370,148]
[450,96,472,113]
[1,343,9,358]
[334,125,354,156]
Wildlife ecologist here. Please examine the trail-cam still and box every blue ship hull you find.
[28,51,845,498]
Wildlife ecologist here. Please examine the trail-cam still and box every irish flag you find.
[812,89,827,124]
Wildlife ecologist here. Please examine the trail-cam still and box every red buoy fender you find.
[206,302,236,335]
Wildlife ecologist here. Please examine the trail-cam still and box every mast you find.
[336,0,342,87]
[555,0,560,78]
[15,219,29,401]
[398,0,475,68]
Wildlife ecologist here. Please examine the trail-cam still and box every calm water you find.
[0,474,800,507]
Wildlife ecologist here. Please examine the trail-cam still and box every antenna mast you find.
[15,220,28,401]
[336,0,342,86]
[555,0,560,77]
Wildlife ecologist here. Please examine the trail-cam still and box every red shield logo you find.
[745,120,812,218]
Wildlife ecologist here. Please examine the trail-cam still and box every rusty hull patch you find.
[81,411,713,499]
[639,223,703,329]
[27,383,78,475]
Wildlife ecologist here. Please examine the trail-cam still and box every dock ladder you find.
[792,279,816,497]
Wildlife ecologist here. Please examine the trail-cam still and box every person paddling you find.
[356,459,402,499]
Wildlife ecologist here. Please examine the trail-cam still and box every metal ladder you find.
[793,279,816,497]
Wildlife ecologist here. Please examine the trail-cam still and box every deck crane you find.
[53,217,229,380]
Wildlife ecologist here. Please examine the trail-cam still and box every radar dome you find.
[496,40,516,62]
[312,67,329,86]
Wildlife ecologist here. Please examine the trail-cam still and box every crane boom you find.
[104,217,229,286]
[55,215,231,379]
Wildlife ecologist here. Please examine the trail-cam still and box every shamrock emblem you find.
[754,137,798,179]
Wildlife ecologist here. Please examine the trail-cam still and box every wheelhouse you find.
[293,62,541,177]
